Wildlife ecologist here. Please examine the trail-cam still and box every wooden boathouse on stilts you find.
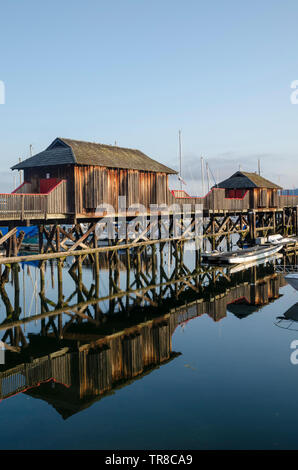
[0,137,294,259]
[11,137,177,220]
[214,171,282,209]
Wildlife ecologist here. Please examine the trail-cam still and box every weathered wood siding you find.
[24,166,75,213]
[10,165,298,217]
[74,166,171,214]
[170,188,251,212]
[47,180,68,214]
[249,188,279,209]
[13,183,33,194]
[171,188,298,212]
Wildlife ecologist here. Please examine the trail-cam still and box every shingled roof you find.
[215,171,282,190]
[11,138,177,174]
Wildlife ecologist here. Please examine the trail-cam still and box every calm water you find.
[0,244,297,450]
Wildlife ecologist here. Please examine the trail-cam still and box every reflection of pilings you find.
[57,260,63,338]
[0,239,293,354]
[93,237,101,321]
[0,268,286,344]
[0,270,286,409]
[40,261,46,336]
[0,255,286,333]
[0,266,14,348]
[85,250,153,272]
[0,256,287,413]
[12,264,20,346]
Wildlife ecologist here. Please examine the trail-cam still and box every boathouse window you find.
[225,189,245,198]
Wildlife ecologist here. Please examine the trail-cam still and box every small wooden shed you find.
[215,171,282,209]
[12,138,177,216]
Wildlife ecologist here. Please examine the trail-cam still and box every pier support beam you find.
[248,211,257,241]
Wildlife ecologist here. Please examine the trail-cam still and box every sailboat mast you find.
[201,156,205,196]
[179,129,182,190]
[206,161,210,192]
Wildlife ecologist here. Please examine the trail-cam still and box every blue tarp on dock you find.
[21,260,40,269]
[0,226,38,239]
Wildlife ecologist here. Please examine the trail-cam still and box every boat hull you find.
[202,244,283,265]
[226,245,283,264]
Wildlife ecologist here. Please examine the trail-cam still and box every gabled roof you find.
[11,137,177,174]
[11,145,75,170]
[215,171,282,190]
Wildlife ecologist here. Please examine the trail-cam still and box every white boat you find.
[202,243,283,265]
[267,234,297,245]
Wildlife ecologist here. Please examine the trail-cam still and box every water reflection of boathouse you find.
[0,313,177,418]
[0,265,288,418]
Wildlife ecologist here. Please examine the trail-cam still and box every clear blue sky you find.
[0,0,297,193]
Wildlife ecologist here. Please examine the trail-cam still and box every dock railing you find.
[0,179,68,220]
[171,188,251,211]
[0,181,297,221]
[278,194,298,208]
[171,188,298,211]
